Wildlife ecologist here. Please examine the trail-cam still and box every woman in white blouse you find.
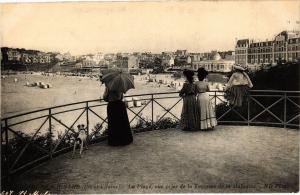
[225,65,253,107]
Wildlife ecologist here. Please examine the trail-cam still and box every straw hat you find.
[233,64,246,71]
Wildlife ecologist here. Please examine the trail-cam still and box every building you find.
[161,55,175,67]
[115,55,139,71]
[7,49,22,61]
[1,47,58,71]
[235,39,249,67]
[21,53,31,63]
[175,50,187,57]
[62,52,76,62]
[55,53,64,62]
[81,55,98,67]
[37,52,51,64]
[93,53,104,63]
[288,37,300,62]
[192,51,234,73]
[235,30,300,71]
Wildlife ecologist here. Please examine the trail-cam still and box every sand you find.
[1,73,176,118]
[1,73,225,138]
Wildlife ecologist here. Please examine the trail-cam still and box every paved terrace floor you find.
[9,126,299,193]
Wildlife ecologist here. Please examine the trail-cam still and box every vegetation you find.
[249,62,300,90]
[132,116,179,132]
[216,62,300,127]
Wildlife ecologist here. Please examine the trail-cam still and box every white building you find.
[161,55,175,67]
[93,53,104,64]
[192,52,234,72]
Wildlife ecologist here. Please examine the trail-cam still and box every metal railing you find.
[1,90,299,177]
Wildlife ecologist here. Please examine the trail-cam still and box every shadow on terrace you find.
[1,90,299,193]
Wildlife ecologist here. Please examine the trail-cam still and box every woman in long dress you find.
[179,70,199,131]
[103,87,133,146]
[195,68,217,130]
[225,64,253,107]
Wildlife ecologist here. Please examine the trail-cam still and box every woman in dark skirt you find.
[103,87,133,146]
[179,70,199,131]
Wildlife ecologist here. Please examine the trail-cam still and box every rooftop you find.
[9,125,299,193]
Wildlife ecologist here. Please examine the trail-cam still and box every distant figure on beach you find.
[179,70,199,131]
[195,68,217,130]
[225,64,253,107]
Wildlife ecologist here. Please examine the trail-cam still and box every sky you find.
[0,0,299,55]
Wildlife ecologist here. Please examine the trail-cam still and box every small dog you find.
[72,124,88,158]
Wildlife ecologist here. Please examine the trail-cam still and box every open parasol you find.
[100,69,135,93]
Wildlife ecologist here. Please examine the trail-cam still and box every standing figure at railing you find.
[195,68,217,130]
[225,64,253,107]
[101,69,134,146]
[179,69,199,131]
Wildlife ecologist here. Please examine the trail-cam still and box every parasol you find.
[100,69,134,93]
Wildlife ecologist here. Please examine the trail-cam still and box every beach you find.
[2,73,226,138]
[1,73,176,118]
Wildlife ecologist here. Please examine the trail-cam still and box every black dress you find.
[107,99,133,146]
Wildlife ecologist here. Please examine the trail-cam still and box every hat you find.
[233,64,246,71]
[197,67,208,77]
[183,69,194,77]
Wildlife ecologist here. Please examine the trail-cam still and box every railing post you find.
[214,91,217,108]
[247,92,250,126]
[4,118,10,184]
[5,119,8,154]
[283,92,287,128]
[151,94,154,130]
[86,102,90,144]
[48,109,53,159]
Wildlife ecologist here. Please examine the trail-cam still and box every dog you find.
[72,124,88,158]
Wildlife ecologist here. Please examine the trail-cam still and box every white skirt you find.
[196,92,217,130]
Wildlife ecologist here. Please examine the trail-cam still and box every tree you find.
[174,57,187,67]
[151,57,164,74]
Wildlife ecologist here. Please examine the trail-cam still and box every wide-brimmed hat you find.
[233,64,246,71]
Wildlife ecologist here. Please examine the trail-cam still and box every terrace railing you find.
[1,90,299,178]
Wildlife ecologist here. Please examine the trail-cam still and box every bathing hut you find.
[124,97,134,108]
[132,97,142,107]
